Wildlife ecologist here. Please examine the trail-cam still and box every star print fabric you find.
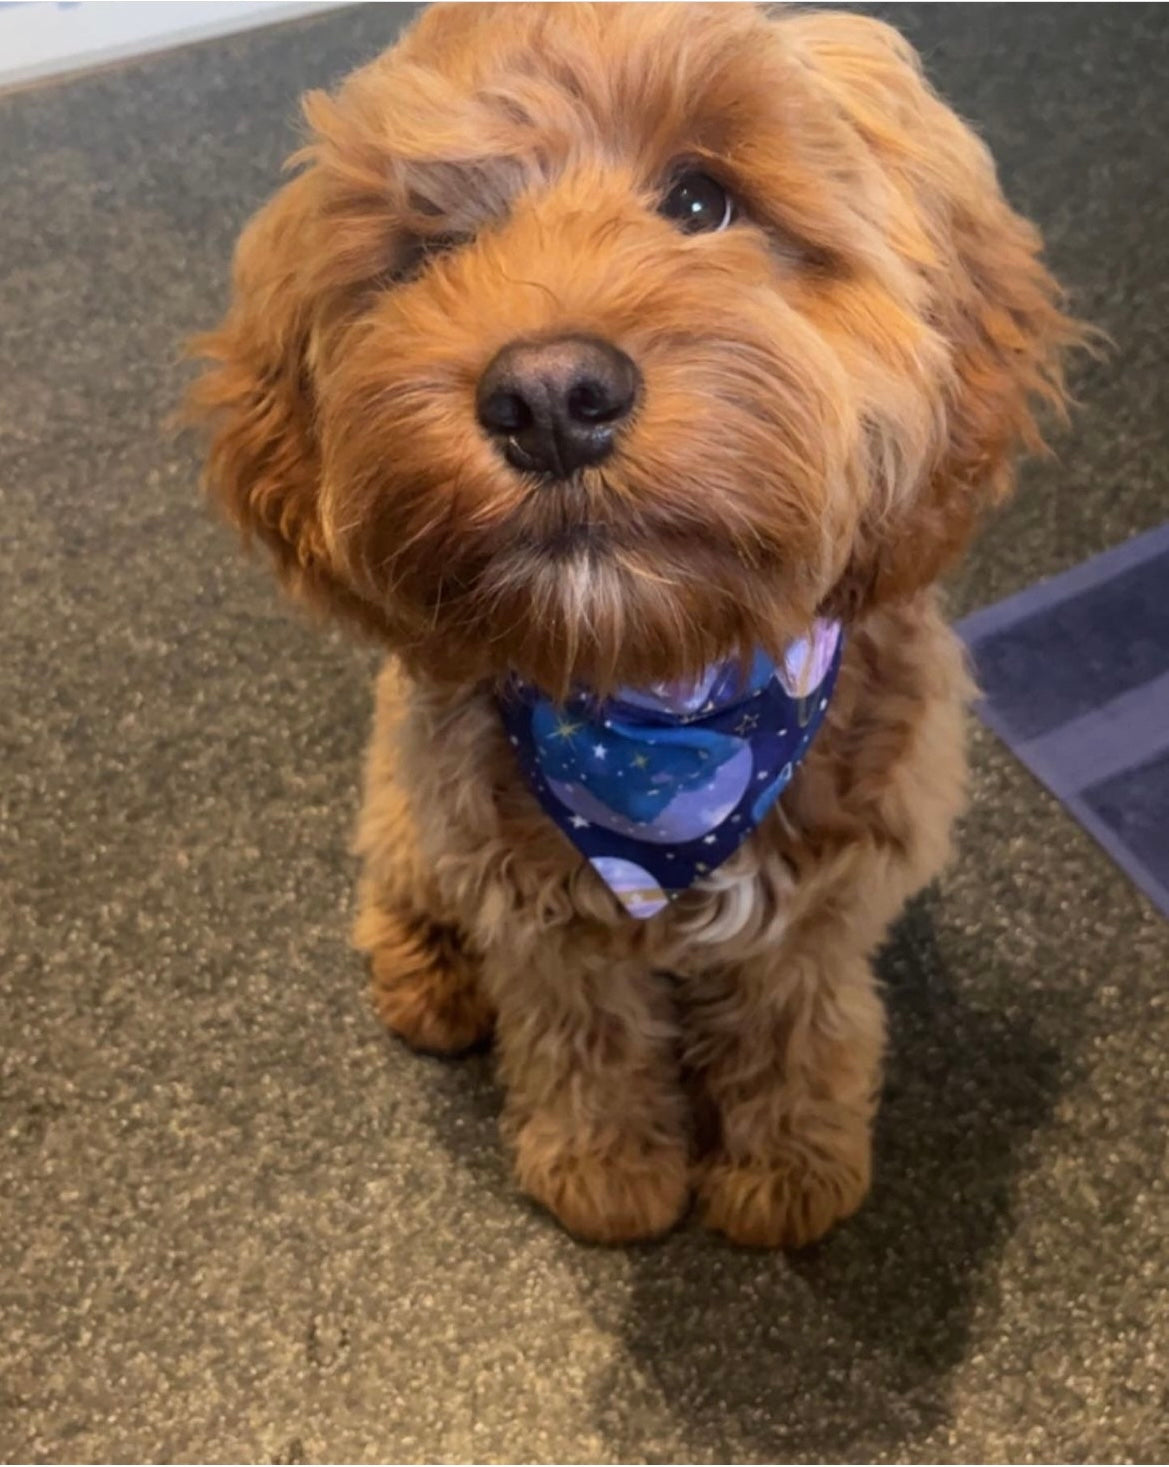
[498,621,844,918]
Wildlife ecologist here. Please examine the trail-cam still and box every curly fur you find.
[188,2,1079,1245]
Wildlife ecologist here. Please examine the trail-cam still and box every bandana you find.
[498,620,843,918]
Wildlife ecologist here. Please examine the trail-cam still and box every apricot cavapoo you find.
[189,2,1077,1246]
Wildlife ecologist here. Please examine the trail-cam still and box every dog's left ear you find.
[784,12,1082,615]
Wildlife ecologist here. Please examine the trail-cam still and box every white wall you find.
[0,1,347,92]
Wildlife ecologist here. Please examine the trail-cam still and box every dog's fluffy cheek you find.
[317,361,524,605]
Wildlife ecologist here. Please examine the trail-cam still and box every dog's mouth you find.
[497,478,617,561]
[524,520,610,560]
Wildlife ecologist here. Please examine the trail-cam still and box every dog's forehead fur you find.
[374,1,795,159]
[308,2,889,267]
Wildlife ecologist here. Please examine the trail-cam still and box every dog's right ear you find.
[186,170,383,633]
[188,172,323,587]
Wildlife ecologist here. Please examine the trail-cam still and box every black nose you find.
[476,334,639,479]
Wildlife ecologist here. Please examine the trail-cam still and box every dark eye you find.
[659,169,735,235]
[392,231,467,283]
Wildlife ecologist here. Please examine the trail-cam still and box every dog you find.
[188,2,1077,1246]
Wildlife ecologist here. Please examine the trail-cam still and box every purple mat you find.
[957,523,1169,920]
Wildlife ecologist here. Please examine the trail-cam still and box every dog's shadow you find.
[586,893,1070,1461]
[405,893,1068,1461]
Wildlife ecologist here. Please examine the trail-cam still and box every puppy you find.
[189,2,1076,1246]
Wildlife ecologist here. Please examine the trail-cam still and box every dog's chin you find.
[333,480,826,697]
[347,469,829,696]
[427,529,810,701]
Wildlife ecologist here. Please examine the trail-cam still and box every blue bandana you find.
[499,620,843,918]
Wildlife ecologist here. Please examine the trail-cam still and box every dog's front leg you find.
[355,894,495,1057]
[483,929,690,1244]
[682,939,885,1248]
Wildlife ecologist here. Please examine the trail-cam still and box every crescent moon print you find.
[589,857,670,918]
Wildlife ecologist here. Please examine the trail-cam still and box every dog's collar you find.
[498,621,843,917]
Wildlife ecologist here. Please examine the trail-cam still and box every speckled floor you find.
[1,5,1167,1462]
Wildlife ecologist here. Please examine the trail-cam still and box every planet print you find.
[590,857,670,918]
[751,762,794,824]
[777,620,841,699]
[613,665,721,718]
[546,741,754,844]
[613,649,775,720]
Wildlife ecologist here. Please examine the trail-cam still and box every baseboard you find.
[0,1,348,93]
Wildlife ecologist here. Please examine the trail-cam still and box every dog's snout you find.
[476,335,639,479]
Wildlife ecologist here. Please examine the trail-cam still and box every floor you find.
[2,4,1167,1462]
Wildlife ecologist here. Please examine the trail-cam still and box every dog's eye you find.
[659,170,735,235]
[392,231,468,283]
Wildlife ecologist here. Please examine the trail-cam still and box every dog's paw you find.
[697,1137,871,1249]
[369,917,493,1056]
[513,1121,690,1244]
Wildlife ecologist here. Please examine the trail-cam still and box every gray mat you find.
[960,523,1169,918]
[2,5,1167,1462]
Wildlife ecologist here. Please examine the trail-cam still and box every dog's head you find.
[189,2,1077,695]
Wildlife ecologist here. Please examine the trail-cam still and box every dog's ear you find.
[784,13,1081,615]
[188,172,323,587]
[186,170,384,633]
